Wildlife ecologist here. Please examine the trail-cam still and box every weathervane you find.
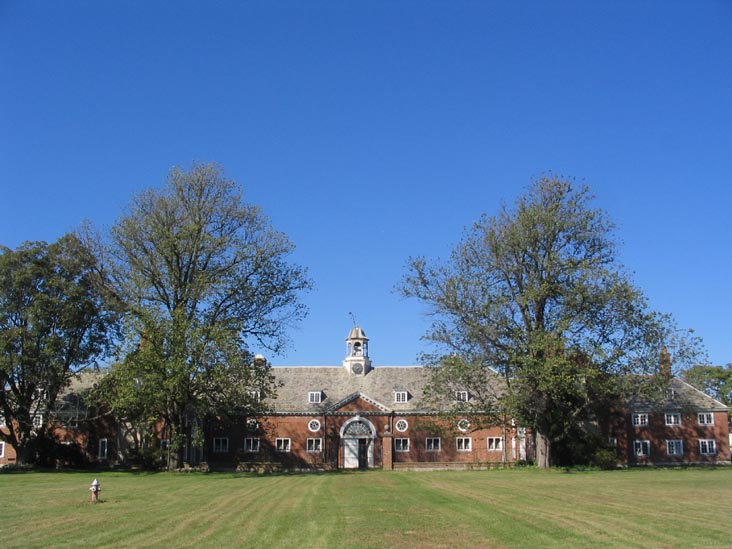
[348,312,358,326]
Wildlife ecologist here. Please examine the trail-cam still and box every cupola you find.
[343,325,372,375]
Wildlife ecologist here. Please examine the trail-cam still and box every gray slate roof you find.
[268,366,435,414]
[268,368,729,416]
[629,377,729,412]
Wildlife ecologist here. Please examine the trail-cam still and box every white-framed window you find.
[308,419,321,432]
[98,438,109,460]
[249,390,261,401]
[487,437,503,451]
[243,437,260,453]
[395,419,409,432]
[247,418,258,430]
[665,388,677,400]
[394,391,408,403]
[213,437,229,453]
[608,437,618,447]
[276,438,291,453]
[698,413,714,426]
[425,437,441,452]
[0,441,5,458]
[665,413,681,426]
[395,438,409,452]
[457,419,470,432]
[456,437,472,451]
[699,439,717,455]
[32,414,44,429]
[634,440,650,457]
[666,440,683,456]
[308,391,321,404]
[455,391,469,402]
[632,413,648,426]
[306,438,322,453]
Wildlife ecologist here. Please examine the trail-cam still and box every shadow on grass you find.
[0,466,164,476]
[560,463,730,473]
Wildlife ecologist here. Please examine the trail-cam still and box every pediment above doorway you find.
[327,391,390,414]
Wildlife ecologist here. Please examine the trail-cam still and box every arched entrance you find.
[340,416,376,469]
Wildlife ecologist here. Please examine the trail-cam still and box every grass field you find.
[2,467,731,548]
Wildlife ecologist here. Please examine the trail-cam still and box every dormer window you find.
[308,391,322,404]
[394,391,408,403]
[249,390,261,402]
[455,391,469,402]
[665,388,677,400]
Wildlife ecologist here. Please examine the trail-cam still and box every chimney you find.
[659,348,672,381]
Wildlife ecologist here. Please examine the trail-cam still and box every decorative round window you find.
[308,419,321,432]
[457,419,470,432]
[395,419,409,432]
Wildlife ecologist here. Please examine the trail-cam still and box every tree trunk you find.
[166,416,186,470]
[535,430,552,469]
[11,424,34,466]
[14,445,28,466]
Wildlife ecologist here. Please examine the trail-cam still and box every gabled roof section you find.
[327,391,391,413]
[630,377,729,412]
[674,377,729,411]
[268,365,438,413]
[266,364,507,414]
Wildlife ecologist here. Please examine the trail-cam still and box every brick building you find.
[209,326,523,470]
[603,377,730,465]
[205,326,730,470]
[1,325,729,469]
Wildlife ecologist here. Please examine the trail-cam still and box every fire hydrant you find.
[89,478,101,503]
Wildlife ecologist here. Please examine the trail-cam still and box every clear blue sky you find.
[2,1,730,367]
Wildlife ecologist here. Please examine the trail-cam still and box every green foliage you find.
[421,354,503,428]
[0,234,117,464]
[91,162,311,467]
[591,447,621,471]
[400,176,702,467]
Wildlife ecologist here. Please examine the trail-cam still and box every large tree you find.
[95,162,311,468]
[0,235,116,464]
[400,176,699,467]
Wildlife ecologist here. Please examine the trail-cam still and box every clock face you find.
[351,363,363,374]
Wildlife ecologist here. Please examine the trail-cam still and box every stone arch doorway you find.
[340,416,376,469]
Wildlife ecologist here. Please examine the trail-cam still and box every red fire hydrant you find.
[89,478,101,503]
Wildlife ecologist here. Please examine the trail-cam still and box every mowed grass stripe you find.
[142,474,302,546]
[414,469,732,548]
[415,472,595,544]
[2,468,732,548]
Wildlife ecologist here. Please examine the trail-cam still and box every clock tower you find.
[343,325,371,375]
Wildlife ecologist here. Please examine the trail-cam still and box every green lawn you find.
[2,468,731,548]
